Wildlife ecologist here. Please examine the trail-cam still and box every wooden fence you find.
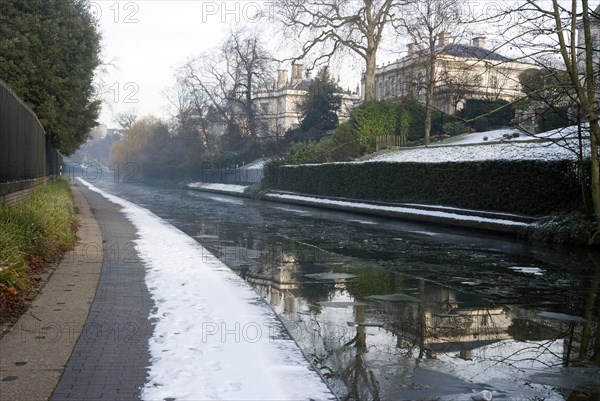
[375,134,405,152]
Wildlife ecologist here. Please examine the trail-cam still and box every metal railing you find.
[0,79,63,183]
[0,79,64,204]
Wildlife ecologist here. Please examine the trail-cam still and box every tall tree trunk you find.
[418,279,427,359]
[579,253,600,360]
[590,123,600,231]
[423,54,437,147]
[364,49,377,102]
[424,89,434,147]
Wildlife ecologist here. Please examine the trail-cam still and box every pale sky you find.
[95,1,312,127]
[93,0,584,128]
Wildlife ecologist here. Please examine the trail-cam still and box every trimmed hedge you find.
[264,160,589,216]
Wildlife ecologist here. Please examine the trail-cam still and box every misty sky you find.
[94,0,579,128]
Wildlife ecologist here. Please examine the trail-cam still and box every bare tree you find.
[494,1,600,233]
[178,28,274,152]
[277,0,401,102]
[162,76,216,157]
[393,0,464,145]
[437,58,481,113]
[114,109,138,131]
[224,28,275,142]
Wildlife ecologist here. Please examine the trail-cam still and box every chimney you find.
[472,36,485,48]
[438,32,451,46]
[407,43,419,54]
[277,69,288,90]
[291,63,303,85]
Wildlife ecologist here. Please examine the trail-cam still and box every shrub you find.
[529,212,595,245]
[458,99,515,131]
[350,101,397,152]
[538,106,571,133]
[394,99,452,142]
[326,122,362,162]
[0,178,77,292]
[286,140,326,165]
[443,121,471,136]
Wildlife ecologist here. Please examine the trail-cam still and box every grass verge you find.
[0,177,78,323]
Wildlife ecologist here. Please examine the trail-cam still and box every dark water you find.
[82,172,600,401]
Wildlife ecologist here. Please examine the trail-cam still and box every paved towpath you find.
[0,181,153,401]
[50,182,153,401]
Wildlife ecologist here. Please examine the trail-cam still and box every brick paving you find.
[50,183,153,401]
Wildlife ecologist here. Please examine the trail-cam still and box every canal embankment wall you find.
[188,158,592,238]
[262,160,590,217]
[188,183,534,237]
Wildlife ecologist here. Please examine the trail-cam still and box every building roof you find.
[279,78,355,96]
[437,43,511,62]
[287,79,312,91]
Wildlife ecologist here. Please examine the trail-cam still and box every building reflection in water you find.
[240,244,599,400]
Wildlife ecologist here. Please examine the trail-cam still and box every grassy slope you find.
[0,178,77,319]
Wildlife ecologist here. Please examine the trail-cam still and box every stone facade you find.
[577,4,600,76]
[369,34,534,115]
[254,64,360,138]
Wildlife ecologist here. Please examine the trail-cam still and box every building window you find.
[490,76,498,88]
[391,78,396,97]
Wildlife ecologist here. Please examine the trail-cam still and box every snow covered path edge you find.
[265,192,531,235]
[77,179,335,401]
[186,182,532,236]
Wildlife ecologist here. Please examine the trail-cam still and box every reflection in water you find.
[86,177,600,400]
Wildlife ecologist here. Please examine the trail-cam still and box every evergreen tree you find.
[299,67,342,136]
[0,0,101,155]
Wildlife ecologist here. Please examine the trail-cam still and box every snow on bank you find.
[365,138,589,163]
[432,125,584,146]
[358,125,590,164]
[265,193,529,228]
[78,179,335,401]
[240,157,271,170]
[188,182,248,194]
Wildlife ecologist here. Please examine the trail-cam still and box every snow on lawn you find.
[188,182,248,194]
[361,125,589,163]
[240,157,271,170]
[432,127,524,145]
[432,125,584,146]
[365,137,589,163]
[78,179,335,401]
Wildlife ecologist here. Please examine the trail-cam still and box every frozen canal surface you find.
[85,174,600,401]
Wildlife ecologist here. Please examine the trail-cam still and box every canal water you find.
[84,174,599,400]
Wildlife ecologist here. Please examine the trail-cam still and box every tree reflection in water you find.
[82,165,600,400]
[255,253,600,401]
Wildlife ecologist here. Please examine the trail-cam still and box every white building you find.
[254,64,360,138]
[577,4,600,75]
[370,33,534,114]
